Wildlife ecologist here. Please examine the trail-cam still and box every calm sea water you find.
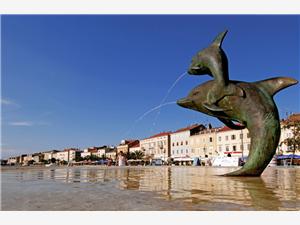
[1,166,299,210]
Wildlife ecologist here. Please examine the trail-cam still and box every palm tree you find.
[134,150,145,160]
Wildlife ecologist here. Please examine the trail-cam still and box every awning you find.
[276,154,300,159]
[173,157,193,162]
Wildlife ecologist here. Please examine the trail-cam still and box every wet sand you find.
[1,166,299,210]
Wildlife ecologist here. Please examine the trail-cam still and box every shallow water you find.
[1,166,299,211]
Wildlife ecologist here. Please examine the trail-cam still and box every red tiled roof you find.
[130,142,140,148]
[218,123,244,132]
[282,113,300,124]
[64,148,80,152]
[121,140,138,145]
[143,131,171,140]
[171,124,203,134]
[89,149,98,153]
[218,126,233,132]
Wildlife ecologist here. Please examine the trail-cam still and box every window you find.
[233,146,237,151]
[219,146,222,151]
[192,149,194,153]
[181,149,183,153]
[231,135,236,140]
[247,133,250,138]
[172,143,174,146]
[177,142,179,146]
[240,145,244,150]
[177,150,179,154]
[181,141,183,145]
[218,136,221,142]
[225,136,228,141]
[247,144,250,150]
[226,146,229,151]
[209,137,213,142]
[240,133,243,139]
[186,141,188,145]
[186,149,188,153]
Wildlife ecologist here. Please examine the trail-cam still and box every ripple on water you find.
[1,166,299,210]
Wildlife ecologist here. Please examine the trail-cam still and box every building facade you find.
[117,140,139,154]
[189,128,219,158]
[105,148,117,160]
[43,150,59,161]
[170,124,206,160]
[140,132,171,161]
[128,141,140,153]
[56,148,81,162]
[216,126,251,158]
[278,113,300,155]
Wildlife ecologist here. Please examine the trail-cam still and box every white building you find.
[189,128,219,158]
[140,132,171,161]
[7,156,19,165]
[56,148,81,162]
[216,126,251,158]
[170,124,206,160]
[81,148,92,158]
[278,113,300,155]
[43,150,59,161]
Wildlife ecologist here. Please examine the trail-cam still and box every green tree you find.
[134,150,145,160]
[75,156,83,162]
[280,119,300,164]
[127,151,144,160]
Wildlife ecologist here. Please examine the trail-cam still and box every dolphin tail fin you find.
[255,77,298,97]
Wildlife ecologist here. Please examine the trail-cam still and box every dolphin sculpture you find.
[177,30,298,176]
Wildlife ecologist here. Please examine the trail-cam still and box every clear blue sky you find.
[1,15,299,158]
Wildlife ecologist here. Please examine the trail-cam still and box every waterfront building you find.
[23,154,34,164]
[43,150,59,161]
[32,152,44,163]
[116,140,139,154]
[17,154,27,165]
[7,156,19,165]
[81,147,97,158]
[189,128,219,158]
[216,126,251,158]
[140,132,171,161]
[128,141,140,153]
[105,148,117,160]
[88,146,115,158]
[170,124,206,161]
[56,148,81,162]
[278,113,300,155]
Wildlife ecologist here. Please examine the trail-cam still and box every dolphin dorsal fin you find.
[212,30,228,47]
[256,77,298,97]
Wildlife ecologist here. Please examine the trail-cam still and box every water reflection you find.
[2,166,299,210]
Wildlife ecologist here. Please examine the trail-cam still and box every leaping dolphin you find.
[177,31,298,176]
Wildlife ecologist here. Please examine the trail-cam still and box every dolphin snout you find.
[177,97,193,108]
[188,66,200,75]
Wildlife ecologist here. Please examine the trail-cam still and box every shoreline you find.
[1,164,299,172]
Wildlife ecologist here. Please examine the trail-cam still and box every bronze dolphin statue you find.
[177,31,298,176]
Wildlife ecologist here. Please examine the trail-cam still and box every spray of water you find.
[151,71,187,131]
[122,101,176,138]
